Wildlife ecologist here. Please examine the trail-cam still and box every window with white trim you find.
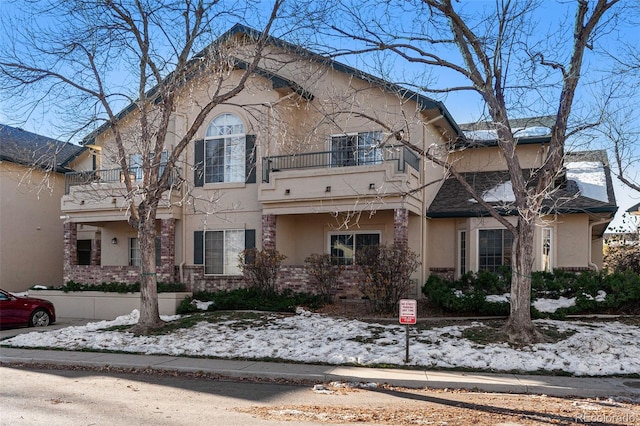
[329,232,380,265]
[331,131,383,167]
[542,227,553,272]
[478,229,513,273]
[204,229,245,275]
[129,237,162,266]
[205,114,245,183]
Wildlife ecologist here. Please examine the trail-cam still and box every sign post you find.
[399,299,417,363]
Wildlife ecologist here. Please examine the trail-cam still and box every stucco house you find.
[0,124,85,291]
[58,25,617,297]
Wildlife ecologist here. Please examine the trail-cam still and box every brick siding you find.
[182,264,365,299]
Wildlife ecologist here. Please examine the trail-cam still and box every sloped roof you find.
[82,23,462,145]
[0,124,85,173]
[455,116,554,148]
[427,150,617,218]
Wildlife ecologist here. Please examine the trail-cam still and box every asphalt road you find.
[3,365,639,426]
[0,365,333,425]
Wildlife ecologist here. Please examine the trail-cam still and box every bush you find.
[177,288,324,314]
[604,242,640,274]
[423,268,640,316]
[53,281,187,293]
[356,244,420,314]
[239,248,286,296]
[422,274,509,316]
[304,253,344,303]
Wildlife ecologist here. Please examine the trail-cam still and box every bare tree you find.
[325,0,622,343]
[0,0,284,332]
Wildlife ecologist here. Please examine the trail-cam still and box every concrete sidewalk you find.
[2,345,640,400]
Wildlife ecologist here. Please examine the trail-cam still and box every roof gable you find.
[83,23,462,144]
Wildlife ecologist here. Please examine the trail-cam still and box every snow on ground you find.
[2,307,638,376]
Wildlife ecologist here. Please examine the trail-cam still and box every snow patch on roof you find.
[566,161,608,203]
[469,180,515,203]
[464,126,551,141]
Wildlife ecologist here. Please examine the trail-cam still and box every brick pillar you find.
[63,222,78,281]
[262,214,276,250]
[394,208,409,246]
[161,219,176,280]
[90,236,101,266]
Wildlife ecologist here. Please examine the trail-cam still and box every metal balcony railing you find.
[64,166,174,194]
[261,145,420,183]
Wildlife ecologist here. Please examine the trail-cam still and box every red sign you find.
[399,299,417,324]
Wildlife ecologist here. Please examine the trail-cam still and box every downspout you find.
[588,218,611,271]
[420,120,429,291]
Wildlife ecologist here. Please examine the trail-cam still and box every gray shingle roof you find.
[0,124,85,172]
[427,150,617,218]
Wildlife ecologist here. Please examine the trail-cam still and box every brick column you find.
[90,236,101,266]
[394,208,409,246]
[161,219,176,280]
[63,222,78,281]
[262,214,277,250]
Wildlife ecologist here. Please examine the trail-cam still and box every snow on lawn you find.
[2,308,639,376]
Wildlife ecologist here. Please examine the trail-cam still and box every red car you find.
[0,289,56,328]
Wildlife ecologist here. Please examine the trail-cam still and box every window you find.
[129,151,168,182]
[329,232,380,265]
[458,230,467,276]
[204,230,245,275]
[331,131,383,167]
[542,227,553,272]
[478,229,513,273]
[205,114,245,183]
[129,237,162,267]
[77,240,92,265]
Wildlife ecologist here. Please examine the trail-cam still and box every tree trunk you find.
[504,217,544,344]
[130,207,163,333]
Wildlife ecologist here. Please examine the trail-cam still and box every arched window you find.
[204,113,245,183]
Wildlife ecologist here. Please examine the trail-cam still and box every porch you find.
[62,218,178,285]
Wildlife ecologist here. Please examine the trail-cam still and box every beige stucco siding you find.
[555,214,590,268]
[0,162,66,291]
[427,218,457,269]
[450,144,546,172]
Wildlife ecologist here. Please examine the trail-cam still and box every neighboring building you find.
[0,125,85,291]
[59,25,617,297]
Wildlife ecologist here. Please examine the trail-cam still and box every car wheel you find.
[29,309,51,327]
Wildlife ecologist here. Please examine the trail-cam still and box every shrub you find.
[54,281,187,293]
[422,274,509,316]
[604,241,640,274]
[239,248,286,296]
[304,253,344,303]
[423,268,640,316]
[177,288,324,314]
[356,244,420,314]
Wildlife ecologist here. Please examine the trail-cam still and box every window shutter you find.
[245,135,256,184]
[244,229,256,264]
[194,139,204,187]
[194,231,203,264]
[244,229,256,250]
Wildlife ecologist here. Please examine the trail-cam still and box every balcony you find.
[64,166,176,194]
[261,145,420,183]
[62,166,181,221]
[259,145,424,215]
